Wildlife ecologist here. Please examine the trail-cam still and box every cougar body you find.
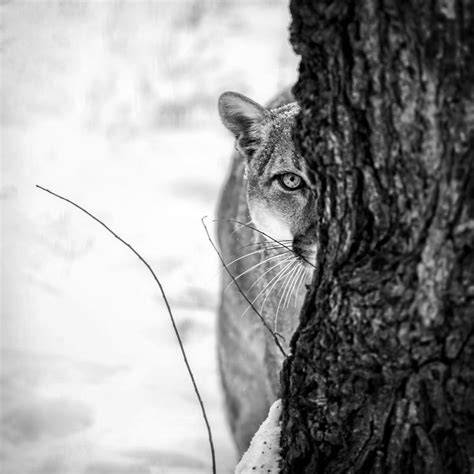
[216,89,317,455]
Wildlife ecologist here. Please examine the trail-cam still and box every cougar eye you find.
[278,173,304,191]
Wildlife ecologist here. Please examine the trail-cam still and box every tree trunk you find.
[280,1,474,472]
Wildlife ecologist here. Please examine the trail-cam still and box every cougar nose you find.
[292,233,316,266]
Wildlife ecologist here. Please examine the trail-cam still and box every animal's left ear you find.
[218,91,270,159]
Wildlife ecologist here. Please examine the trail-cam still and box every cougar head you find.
[218,91,317,268]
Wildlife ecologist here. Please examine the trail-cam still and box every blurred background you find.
[0,1,298,473]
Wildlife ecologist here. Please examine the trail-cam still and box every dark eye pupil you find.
[283,174,300,188]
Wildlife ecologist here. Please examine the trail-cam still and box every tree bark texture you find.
[280,1,474,472]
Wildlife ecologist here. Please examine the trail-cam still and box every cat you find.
[216,89,317,454]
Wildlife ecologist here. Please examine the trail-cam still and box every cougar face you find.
[218,91,317,267]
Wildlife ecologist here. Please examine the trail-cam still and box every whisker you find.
[240,259,296,318]
[281,264,299,310]
[282,263,300,308]
[218,219,317,269]
[246,255,294,293]
[224,247,272,267]
[285,264,304,309]
[238,239,293,251]
[243,260,296,316]
[214,218,296,255]
[220,220,293,260]
[242,242,292,253]
[259,260,298,320]
[274,262,300,331]
[224,251,290,292]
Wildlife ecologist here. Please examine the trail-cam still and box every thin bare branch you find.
[201,216,287,357]
[36,185,216,474]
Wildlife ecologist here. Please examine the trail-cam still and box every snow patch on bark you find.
[235,399,282,474]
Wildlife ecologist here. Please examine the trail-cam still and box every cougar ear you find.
[218,92,270,158]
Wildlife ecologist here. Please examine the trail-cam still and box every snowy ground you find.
[0,2,298,473]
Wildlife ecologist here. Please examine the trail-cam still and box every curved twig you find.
[201,216,287,357]
[36,185,216,474]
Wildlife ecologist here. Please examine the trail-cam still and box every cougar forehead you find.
[250,103,300,172]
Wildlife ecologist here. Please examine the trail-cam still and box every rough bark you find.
[280,1,474,473]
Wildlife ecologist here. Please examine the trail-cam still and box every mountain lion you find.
[216,89,317,455]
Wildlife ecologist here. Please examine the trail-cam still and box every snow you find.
[235,400,283,474]
[0,2,297,473]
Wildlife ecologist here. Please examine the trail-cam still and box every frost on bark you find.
[280,1,474,473]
